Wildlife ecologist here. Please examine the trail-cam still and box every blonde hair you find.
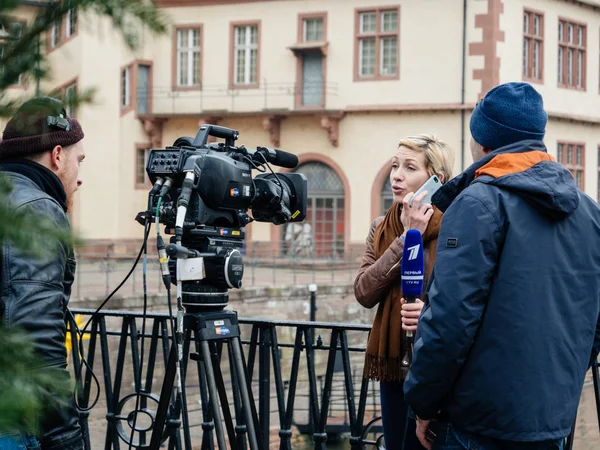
[397,134,455,183]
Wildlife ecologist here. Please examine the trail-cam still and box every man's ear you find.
[50,145,64,170]
[437,173,445,183]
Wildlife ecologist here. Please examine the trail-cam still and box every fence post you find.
[309,283,317,323]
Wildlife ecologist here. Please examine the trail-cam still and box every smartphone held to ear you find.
[409,175,441,207]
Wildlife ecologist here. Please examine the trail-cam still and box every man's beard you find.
[66,191,74,214]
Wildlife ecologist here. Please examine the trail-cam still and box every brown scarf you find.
[364,202,443,382]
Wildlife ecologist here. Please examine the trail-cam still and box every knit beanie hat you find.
[470,82,547,150]
[0,96,84,161]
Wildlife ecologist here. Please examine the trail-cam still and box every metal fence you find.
[65,307,600,450]
[141,80,339,116]
[67,308,383,450]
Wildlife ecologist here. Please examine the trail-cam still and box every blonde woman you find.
[355,135,455,450]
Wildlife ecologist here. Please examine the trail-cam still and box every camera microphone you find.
[253,146,299,169]
[401,229,425,339]
[166,244,201,259]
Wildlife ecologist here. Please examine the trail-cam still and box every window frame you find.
[229,20,261,89]
[303,16,324,42]
[523,9,544,83]
[0,18,26,87]
[121,60,153,116]
[172,24,203,91]
[557,141,585,190]
[49,77,78,118]
[558,17,586,91]
[121,64,132,114]
[354,6,400,82]
[135,143,152,189]
[47,7,78,53]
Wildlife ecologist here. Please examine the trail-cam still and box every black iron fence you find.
[66,308,600,450]
[67,308,383,449]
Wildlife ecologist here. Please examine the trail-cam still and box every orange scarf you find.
[364,202,443,382]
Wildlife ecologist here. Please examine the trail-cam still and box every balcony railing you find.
[137,80,339,116]
[65,308,600,450]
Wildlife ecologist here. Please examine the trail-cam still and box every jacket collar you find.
[431,140,547,212]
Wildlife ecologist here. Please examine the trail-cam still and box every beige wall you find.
[152,0,473,115]
[2,0,600,246]
[502,0,600,117]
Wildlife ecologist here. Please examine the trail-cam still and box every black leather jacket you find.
[1,172,83,450]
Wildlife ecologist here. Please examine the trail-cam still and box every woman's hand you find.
[401,298,424,331]
[401,191,434,235]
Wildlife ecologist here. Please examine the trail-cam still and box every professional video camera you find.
[140,124,307,312]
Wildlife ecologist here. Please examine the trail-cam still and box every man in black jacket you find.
[404,82,600,449]
[0,97,85,449]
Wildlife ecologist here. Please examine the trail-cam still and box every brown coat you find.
[354,208,442,382]
[354,216,437,310]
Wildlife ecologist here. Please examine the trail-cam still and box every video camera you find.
[140,124,307,312]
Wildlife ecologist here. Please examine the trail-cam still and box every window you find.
[50,16,62,48]
[285,162,346,257]
[121,61,153,115]
[47,8,77,51]
[50,79,78,117]
[135,145,151,187]
[558,19,586,89]
[303,17,324,42]
[66,8,77,38]
[381,176,393,215]
[232,23,259,86]
[0,20,24,85]
[176,27,201,88]
[557,142,585,190]
[355,8,399,80]
[64,83,76,117]
[523,10,543,82]
[121,66,131,109]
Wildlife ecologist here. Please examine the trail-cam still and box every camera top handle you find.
[192,124,240,147]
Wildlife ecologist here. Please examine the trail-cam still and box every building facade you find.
[3,0,600,257]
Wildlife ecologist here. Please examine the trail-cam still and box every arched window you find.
[381,175,394,216]
[284,162,345,257]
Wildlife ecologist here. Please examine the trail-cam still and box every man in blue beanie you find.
[403,82,600,449]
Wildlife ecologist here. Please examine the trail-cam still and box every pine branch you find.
[0,327,72,435]
[0,0,170,114]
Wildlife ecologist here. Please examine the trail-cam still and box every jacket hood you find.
[433,140,580,220]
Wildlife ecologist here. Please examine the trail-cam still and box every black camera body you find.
[143,124,307,312]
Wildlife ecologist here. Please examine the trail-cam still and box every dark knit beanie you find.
[470,82,547,150]
[0,96,84,161]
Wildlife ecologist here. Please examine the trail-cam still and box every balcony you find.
[137,80,340,118]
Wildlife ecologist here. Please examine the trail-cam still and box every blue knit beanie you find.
[470,82,547,150]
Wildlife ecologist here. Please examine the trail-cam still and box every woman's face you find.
[390,146,431,203]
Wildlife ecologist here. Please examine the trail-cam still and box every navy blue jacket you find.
[403,140,600,441]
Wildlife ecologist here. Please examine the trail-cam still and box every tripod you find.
[148,309,261,450]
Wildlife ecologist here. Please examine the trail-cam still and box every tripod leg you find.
[209,342,239,450]
[231,336,260,450]
[200,340,229,450]
[149,343,177,450]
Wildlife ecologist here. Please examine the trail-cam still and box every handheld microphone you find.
[401,229,424,339]
[252,146,299,169]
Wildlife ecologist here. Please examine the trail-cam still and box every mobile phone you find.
[409,175,441,207]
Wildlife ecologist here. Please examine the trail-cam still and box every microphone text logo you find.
[407,244,421,261]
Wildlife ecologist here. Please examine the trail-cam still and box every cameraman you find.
[0,97,85,450]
